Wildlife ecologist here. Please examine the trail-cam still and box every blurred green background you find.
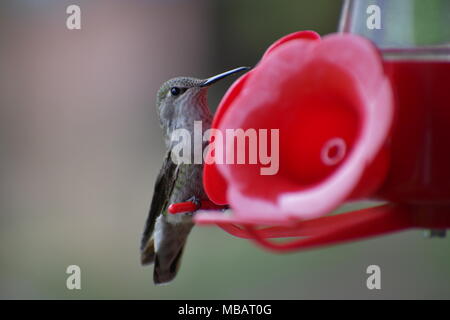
[1,0,450,299]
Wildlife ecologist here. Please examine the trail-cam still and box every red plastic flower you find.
[197,31,393,225]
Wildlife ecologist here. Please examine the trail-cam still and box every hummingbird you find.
[141,67,250,285]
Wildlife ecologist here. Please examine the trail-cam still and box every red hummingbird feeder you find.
[170,0,450,252]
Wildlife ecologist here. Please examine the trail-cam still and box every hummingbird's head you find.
[156,67,250,137]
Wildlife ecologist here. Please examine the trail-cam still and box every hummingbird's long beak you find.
[199,66,251,87]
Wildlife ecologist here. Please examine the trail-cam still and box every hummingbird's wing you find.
[140,150,179,265]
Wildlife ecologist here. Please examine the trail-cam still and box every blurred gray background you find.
[0,0,449,299]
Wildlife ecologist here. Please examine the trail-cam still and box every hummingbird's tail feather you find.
[141,236,155,265]
[152,216,194,285]
[153,244,186,285]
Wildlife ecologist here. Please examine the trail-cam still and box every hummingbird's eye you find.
[170,87,187,97]
[170,87,180,96]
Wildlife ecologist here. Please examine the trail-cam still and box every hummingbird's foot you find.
[186,196,201,216]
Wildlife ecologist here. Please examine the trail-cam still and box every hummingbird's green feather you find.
[140,150,179,265]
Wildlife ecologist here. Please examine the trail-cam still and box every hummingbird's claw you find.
[187,196,202,212]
